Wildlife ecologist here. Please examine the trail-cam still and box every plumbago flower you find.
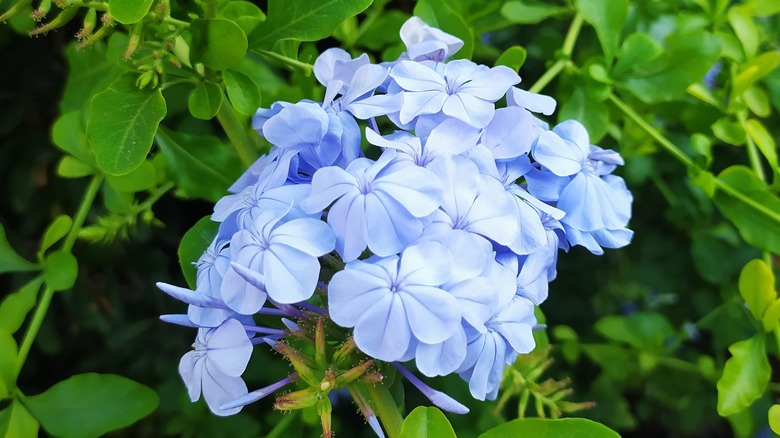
[157,16,634,438]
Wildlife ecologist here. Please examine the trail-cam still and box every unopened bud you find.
[274,342,319,386]
[358,372,383,384]
[315,317,327,369]
[1,0,33,22]
[75,7,96,39]
[318,396,333,438]
[75,22,113,49]
[28,5,77,35]
[124,22,143,59]
[336,360,374,387]
[136,70,155,89]
[274,388,318,411]
[332,337,356,365]
[30,0,51,21]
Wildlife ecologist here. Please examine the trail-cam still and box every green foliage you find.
[399,407,457,438]
[0,400,39,438]
[576,0,626,64]
[43,250,78,292]
[0,223,37,274]
[108,0,155,25]
[223,70,262,116]
[178,216,220,289]
[0,278,42,334]
[86,74,167,176]
[0,329,17,399]
[23,373,159,438]
[501,1,570,25]
[716,334,770,416]
[188,82,224,120]
[478,418,620,438]
[190,19,248,71]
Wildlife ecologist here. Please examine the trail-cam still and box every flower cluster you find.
[158,16,633,435]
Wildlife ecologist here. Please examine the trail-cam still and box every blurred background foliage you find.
[1,0,780,436]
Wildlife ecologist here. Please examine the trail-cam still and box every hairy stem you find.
[365,382,404,438]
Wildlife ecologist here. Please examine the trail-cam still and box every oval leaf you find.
[249,0,372,49]
[769,404,780,435]
[713,165,780,255]
[23,373,159,438]
[745,118,778,170]
[154,128,243,202]
[738,259,776,321]
[190,19,248,71]
[86,73,167,176]
[0,329,18,399]
[57,156,95,179]
[479,418,621,438]
[188,81,224,120]
[576,0,627,64]
[105,160,157,193]
[501,1,570,24]
[399,407,456,438]
[0,223,37,274]
[223,70,262,116]
[41,215,73,254]
[716,333,770,416]
[178,216,220,289]
[0,401,39,438]
[0,277,43,334]
[495,45,527,71]
[43,250,78,292]
[109,0,154,24]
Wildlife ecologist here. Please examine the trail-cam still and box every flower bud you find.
[332,337,356,365]
[75,8,96,39]
[1,0,33,22]
[28,6,77,36]
[317,396,333,438]
[335,360,374,387]
[274,387,318,411]
[31,0,51,21]
[274,341,319,386]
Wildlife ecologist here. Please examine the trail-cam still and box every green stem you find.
[15,175,103,379]
[528,13,582,94]
[739,112,766,182]
[529,59,567,94]
[561,13,583,57]
[608,93,695,167]
[365,382,404,438]
[265,410,298,438]
[216,101,258,167]
[254,49,314,75]
[610,92,780,226]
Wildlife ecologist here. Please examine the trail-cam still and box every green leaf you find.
[155,128,244,202]
[769,404,780,434]
[738,259,776,321]
[103,181,134,214]
[414,0,474,59]
[23,373,159,438]
[60,34,130,113]
[728,5,759,59]
[220,1,266,36]
[0,329,17,399]
[105,160,157,192]
[558,87,609,143]
[223,70,262,116]
[0,223,37,274]
[190,18,248,71]
[52,111,93,165]
[743,85,771,117]
[0,277,42,334]
[249,0,372,49]
[495,45,527,71]
[108,0,154,24]
[500,1,570,24]
[40,215,72,257]
[86,73,167,176]
[399,407,456,438]
[0,400,39,438]
[479,418,621,438]
[717,334,770,416]
[732,52,780,99]
[57,156,95,179]
[576,0,627,64]
[594,312,675,350]
[612,33,663,78]
[178,217,219,289]
[745,118,779,170]
[43,250,78,292]
[620,31,721,103]
[713,165,780,255]
[761,299,780,332]
[712,117,747,146]
[188,81,223,120]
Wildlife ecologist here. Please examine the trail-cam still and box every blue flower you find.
[302,150,443,261]
[366,118,480,168]
[328,241,461,361]
[480,107,545,160]
[179,318,252,415]
[427,156,519,248]
[457,297,536,400]
[224,209,335,312]
[530,120,633,253]
[398,17,464,63]
[389,59,520,128]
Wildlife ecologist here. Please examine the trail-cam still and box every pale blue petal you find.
[314,48,354,87]
[399,90,447,124]
[263,104,328,150]
[462,191,518,246]
[271,218,335,256]
[220,267,268,314]
[399,241,452,286]
[507,87,556,115]
[491,297,536,355]
[343,64,389,105]
[347,93,404,119]
[532,130,584,177]
[390,60,446,92]
[424,118,481,159]
[552,120,591,155]
[202,362,248,416]
[328,261,392,327]
[457,65,520,101]
[401,284,461,344]
[342,195,370,261]
[415,326,467,377]
[207,319,253,377]
[481,107,539,160]
[354,293,411,361]
[373,166,443,217]
[442,93,495,128]
[558,172,627,231]
[264,245,320,303]
[179,350,203,402]
[301,166,357,213]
